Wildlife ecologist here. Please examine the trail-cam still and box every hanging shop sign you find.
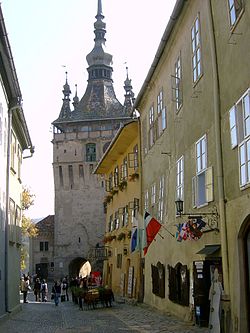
[175,218,206,242]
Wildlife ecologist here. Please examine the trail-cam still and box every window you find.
[11,131,16,170]
[9,199,15,225]
[191,16,202,83]
[68,165,74,186]
[59,166,63,187]
[117,254,122,269]
[158,176,164,222]
[86,143,96,162]
[196,135,207,174]
[122,206,129,226]
[128,145,139,170]
[40,241,49,251]
[114,211,119,230]
[172,55,182,111]
[79,164,84,179]
[228,0,243,27]
[157,90,166,137]
[15,205,21,227]
[168,263,189,306]
[108,214,113,232]
[151,183,156,206]
[176,156,184,201]
[114,166,119,187]
[149,105,155,148]
[144,190,149,211]
[229,106,237,148]
[17,145,22,179]
[193,135,213,207]
[120,157,128,180]
[228,89,250,187]
[239,139,250,186]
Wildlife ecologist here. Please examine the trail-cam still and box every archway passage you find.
[68,257,87,279]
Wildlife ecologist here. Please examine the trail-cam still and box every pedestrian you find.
[52,281,61,306]
[20,275,29,303]
[33,277,41,302]
[41,279,48,302]
[62,277,69,301]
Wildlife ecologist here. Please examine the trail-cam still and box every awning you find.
[196,244,221,255]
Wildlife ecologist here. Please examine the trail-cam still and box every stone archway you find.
[68,257,87,279]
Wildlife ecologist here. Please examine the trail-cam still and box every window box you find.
[129,172,139,181]
[118,180,127,191]
[117,232,126,241]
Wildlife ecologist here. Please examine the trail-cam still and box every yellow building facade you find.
[95,120,141,299]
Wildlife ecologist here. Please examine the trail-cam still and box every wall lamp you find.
[175,198,219,232]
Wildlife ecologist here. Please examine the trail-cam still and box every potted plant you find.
[117,232,126,241]
[129,172,139,181]
[118,179,127,191]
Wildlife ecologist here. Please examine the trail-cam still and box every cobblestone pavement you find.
[0,291,208,333]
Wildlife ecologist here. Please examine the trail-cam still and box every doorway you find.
[193,258,222,327]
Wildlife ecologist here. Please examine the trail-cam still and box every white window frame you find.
[149,105,155,148]
[158,176,164,222]
[196,135,207,174]
[193,135,214,208]
[239,138,250,187]
[228,0,243,27]
[157,90,166,137]
[191,16,202,83]
[151,183,156,207]
[144,190,149,211]
[229,106,238,148]
[176,156,184,201]
[174,55,182,111]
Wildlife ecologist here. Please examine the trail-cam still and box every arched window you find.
[86,143,96,162]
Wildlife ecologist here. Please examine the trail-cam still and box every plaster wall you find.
[138,0,223,322]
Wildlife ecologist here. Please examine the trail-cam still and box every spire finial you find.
[73,84,79,110]
[97,0,103,16]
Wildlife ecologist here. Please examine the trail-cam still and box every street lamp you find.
[175,198,219,232]
[175,198,184,216]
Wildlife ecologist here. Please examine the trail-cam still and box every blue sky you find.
[2,0,176,219]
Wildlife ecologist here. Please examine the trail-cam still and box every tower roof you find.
[53,0,131,129]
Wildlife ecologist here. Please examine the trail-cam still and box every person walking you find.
[41,279,48,302]
[20,275,29,303]
[52,281,61,306]
[33,277,41,302]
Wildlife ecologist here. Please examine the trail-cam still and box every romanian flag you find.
[143,212,161,255]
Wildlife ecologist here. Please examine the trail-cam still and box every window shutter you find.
[180,265,189,306]
[105,179,110,192]
[168,265,176,302]
[192,176,197,207]
[205,166,213,202]
[128,153,136,168]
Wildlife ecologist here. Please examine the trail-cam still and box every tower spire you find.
[59,71,72,119]
[86,0,113,72]
[123,66,135,115]
[72,84,79,110]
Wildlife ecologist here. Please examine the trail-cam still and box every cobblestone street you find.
[0,291,208,333]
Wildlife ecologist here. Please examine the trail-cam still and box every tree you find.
[20,187,38,271]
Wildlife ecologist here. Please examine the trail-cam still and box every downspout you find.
[206,0,230,295]
[5,105,15,312]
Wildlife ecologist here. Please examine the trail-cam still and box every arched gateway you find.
[68,257,87,278]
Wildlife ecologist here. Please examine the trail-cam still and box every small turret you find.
[58,72,72,119]
[123,67,135,115]
[72,84,79,110]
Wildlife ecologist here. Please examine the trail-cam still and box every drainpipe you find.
[206,0,230,295]
[5,105,16,312]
